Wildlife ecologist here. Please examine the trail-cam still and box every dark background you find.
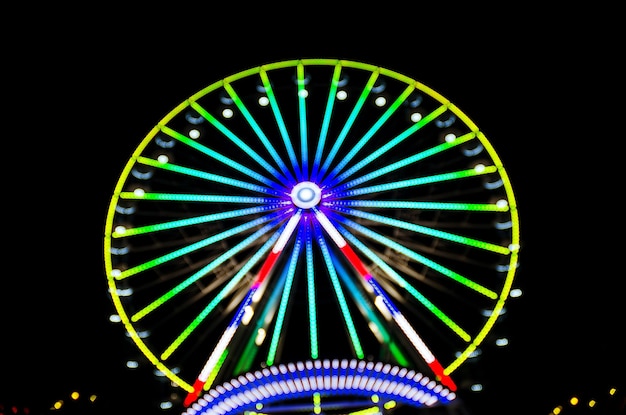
[2,5,623,415]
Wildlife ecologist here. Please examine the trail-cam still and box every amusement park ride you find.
[103,59,521,414]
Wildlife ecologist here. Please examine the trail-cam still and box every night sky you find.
[3,5,624,415]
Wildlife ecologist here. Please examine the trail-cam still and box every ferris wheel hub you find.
[290,181,322,209]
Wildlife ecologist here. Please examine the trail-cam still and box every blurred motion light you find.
[470,383,483,392]
[495,337,509,347]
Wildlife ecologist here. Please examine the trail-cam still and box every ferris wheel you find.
[103,59,521,414]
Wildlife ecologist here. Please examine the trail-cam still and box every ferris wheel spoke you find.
[304,223,318,358]
[259,69,301,180]
[312,221,366,359]
[328,249,411,361]
[221,82,297,183]
[331,206,510,255]
[330,165,499,199]
[159,124,282,188]
[112,212,280,281]
[333,214,498,300]
[336,223,472,343]
[311,63,342,182]
[117,190,285,205]
[325,84,417,183]
[296,62,310,178]
[183,210,303,407]
[328,103,449,188]
[312,208,457,391]
[112,205,283,238]
[188,100,289,183]
[262,228,305,367]
[135,155,279,194]
[327,199,508,212]
[318,70,380,181]
[333,131,476,193]
[160,230,282,362]
[130,215,286,322]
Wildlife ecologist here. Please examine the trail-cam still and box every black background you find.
[2,4,624,415]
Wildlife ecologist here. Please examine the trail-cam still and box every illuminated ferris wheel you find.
[103,59,521,414]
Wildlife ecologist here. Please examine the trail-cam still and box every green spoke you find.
[118,190,283,204]
[161,231,281,360]
[159,124,279,187]
[337,165,498,198]
[266,228,303,366]
[222,82,294,182]
[327,84,417,180]
[336,131,476,191]
[188,100,286,181]
[334,215,498,299]
[259,69,300,176]
[112,205,281,238]
[333,207,511,255]
[131,218,287,323]
[333,103,450,184]
[318,68,380,178]
[313,221,365,359]
[337,224,472,342]
[136,156,275,194]
[115,214,280,281]
[326,199,508,212]
[311,63,342,180]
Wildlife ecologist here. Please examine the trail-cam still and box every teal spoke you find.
[222,82,295,183]
[331,214,498,299]
[136,156,277,195]
[266,228,304,366]
[318,69,380,179]
[188,100,287,182]
[305,221,318,358]
[159,125,279,187]
[131,216,288,323]
[313,221,365,359]
[162,230,281,360]
[333,103,449,184]
[332,207,511,255]
[259,69,301,179]
[326,84,416,182]
[114,212,283,281]
[311,63,342,181]
[329,250,409,364]
[332,165,498,198]
[334,132,476,192]
[297,62,309,178]
[336,223,472,342]
[325,199,508,212]
[113,205,283,238]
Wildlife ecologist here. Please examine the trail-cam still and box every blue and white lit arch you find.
[183,359,456,414]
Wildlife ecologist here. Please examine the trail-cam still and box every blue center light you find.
[290,181,322,209]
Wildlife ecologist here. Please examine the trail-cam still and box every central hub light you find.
[290,181,322,209]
